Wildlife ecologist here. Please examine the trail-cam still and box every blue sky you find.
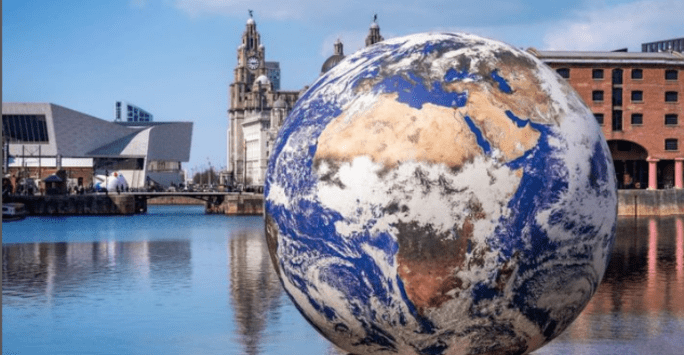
[3,0,683,172]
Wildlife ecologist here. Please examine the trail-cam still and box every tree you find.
[193,166,218,185]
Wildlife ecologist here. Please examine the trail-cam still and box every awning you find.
[43,174,63,183]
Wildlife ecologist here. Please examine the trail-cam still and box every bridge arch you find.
[132,192,227,213]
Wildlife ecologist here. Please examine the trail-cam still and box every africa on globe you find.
[264,32,617,355]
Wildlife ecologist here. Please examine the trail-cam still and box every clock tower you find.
[232,14,267,94]
[227,13,299,187]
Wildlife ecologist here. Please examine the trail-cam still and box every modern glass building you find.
[3,103,192,191]
[642,38,684,53]
[115,101,153,122]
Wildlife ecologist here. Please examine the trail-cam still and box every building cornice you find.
[528,48,684,66]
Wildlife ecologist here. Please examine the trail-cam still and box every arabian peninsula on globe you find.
[264,32,617,355]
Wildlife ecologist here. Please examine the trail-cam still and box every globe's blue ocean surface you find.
[265,33,617,354]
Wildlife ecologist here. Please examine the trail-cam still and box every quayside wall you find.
[7,194,136,215]
[207,194,263,215]
[4,191,683,217]
[208,190,681,217]
[208,191,683,217]
[618,190,684,217]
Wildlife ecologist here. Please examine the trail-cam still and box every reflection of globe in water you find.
[264,33,617,355]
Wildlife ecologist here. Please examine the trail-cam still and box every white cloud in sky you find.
[543,0,684,51]
[173,0,528,25]
[173,0,683,59]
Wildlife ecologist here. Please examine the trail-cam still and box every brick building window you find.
[612,110,623,131]
[592,90,604,102]
[665,114,678,125]
[631,113,643,125]
[665,139,678,151]
[556,68,570,79]
[665,69,678,81]
[665,91,678,102]
[612,69,623,85]
[612,88,622,106]
[594,113,604,124]
[631,91,643,102]
[592,69,604,79]
[631,69,643,79]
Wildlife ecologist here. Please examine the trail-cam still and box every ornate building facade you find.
[227,16,384,186]
[226,16,299,186]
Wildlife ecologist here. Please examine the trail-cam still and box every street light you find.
[207,157,212,186]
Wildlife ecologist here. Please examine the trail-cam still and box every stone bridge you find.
[129,191,231,213]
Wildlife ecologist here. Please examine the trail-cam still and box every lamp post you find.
[207,157,212,187]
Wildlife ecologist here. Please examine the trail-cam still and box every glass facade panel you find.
[1,114,49,143]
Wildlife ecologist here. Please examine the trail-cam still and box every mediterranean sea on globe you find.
[264,32,617,355]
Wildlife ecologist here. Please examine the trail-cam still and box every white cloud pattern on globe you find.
[264,32,617,355]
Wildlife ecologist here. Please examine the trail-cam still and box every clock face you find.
[247,56,260,70]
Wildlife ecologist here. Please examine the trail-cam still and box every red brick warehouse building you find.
[529,48,684,190]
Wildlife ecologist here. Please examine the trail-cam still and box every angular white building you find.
[2,102,192,190]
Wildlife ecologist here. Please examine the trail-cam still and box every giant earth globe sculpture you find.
[264,33,617,355]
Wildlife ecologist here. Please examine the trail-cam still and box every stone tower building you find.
[227,14,384,187]
[227,15,299,186]
[321,39,346,75]
[365,16,384,47]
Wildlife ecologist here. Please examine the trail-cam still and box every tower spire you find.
[334,38,344,56]
[365,13,384,47]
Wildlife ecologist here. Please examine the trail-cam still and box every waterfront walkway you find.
[5,189,684,217]
[5,191,264,216]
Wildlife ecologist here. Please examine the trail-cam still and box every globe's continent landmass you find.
[314,62,548,314]
[265,33,617,355]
